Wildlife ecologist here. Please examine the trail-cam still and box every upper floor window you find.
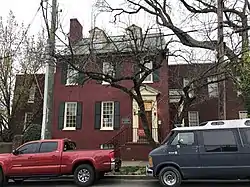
[102,62,115,85]
[66,66,78,85]
[188,111,199,127]
[141,60,153,83]
[207,76,218,98]
[28,84,36,103]
[183,78,194,97]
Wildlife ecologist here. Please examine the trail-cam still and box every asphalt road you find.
[6,179,250,187]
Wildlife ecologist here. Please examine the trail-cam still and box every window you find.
[66,66,78,85]
[39,142,58,153]
[100,143,114,149]
[207,76,218,97]
[28,84,36,103]
[188,111,199,127]
[24,112,33,124]
[202,130,237,152]
[101,101,114,130]
[183,78,194,97]
[141,60,153,83]
[171,132,195,146]
[241,129,250,145]
[236,76,242,96]
[18,143,38,154]
[64,102,77,130]
[239,111,248,119]
[102,62,115,85]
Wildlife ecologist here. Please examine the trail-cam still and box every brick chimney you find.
[69,18,83,44]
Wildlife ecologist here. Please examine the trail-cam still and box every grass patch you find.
[110,166,146,175]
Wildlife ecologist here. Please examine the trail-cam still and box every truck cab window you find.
[18,143,38,154]
[39,142,58,153]
[64,141,76,151]
[171,132,195,146]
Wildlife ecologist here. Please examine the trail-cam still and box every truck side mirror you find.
[12,149,19,155]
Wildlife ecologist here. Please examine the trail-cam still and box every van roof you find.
[173,118,250,131]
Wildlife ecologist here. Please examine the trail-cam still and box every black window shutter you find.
[58,102,65,130]
[153,61,160,82]
[94,102,101,129]
[77,72,85,85]
[114,101,120,130]
[115,62,123,79]
[61,63,68,85]
[76,102,83,130]
[96,61,103,84]
[133,64,140,82]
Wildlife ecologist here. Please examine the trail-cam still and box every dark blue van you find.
[146,119,250,187]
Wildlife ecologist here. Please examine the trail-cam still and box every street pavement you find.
[6,179,250,187]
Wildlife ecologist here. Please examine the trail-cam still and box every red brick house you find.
[51,19,169,160]
[12,74,44,130]
[168,64,246,127]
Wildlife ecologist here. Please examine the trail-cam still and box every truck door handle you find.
[52,155,57,159]
[28,156,33,159]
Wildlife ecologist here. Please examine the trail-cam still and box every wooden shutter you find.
[133,64,140,82]
[58,102,65,130]
[61,62,68,85]
[76,102,83,130]
[114,101,120,130]
[94,102,101,129]
[153,61,160,82]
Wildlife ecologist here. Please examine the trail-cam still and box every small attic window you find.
[211,121,224,126]
[244,120,250,126]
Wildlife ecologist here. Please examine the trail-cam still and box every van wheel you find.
[159,166,182,187]
[74,164,95,187]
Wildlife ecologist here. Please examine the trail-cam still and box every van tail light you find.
[109,151,115,162]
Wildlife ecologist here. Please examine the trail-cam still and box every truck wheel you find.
[159,166,182,187]
[0,167,8,186]
[74,164,95,187]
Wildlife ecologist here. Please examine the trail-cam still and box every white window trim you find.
[66,66,79,86]
[27,84,36,103]
[188,111,199,127]
[102,62,115,85]
[141,60,153,84]
[63,102,77,131]
[239,111,248,119]
[100,101,114,131]
[207,76,219,98]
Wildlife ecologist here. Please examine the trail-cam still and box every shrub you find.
[1,128,13,142]
[23,124,41,143]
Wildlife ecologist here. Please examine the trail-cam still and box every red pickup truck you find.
[0,138,121,186]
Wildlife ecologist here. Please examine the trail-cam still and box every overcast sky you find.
[1,0,217,65]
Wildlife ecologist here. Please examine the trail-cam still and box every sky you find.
[0,0,218,65]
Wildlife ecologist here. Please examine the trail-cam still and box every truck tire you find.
[159,166,182,187]
[0,167,8,186]
[74,164,95,187]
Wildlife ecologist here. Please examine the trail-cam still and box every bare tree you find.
[96,0,250,123]
[0,11,46,141]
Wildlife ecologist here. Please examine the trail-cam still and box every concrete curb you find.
[58,175,154,180]
[104,175,154,180]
